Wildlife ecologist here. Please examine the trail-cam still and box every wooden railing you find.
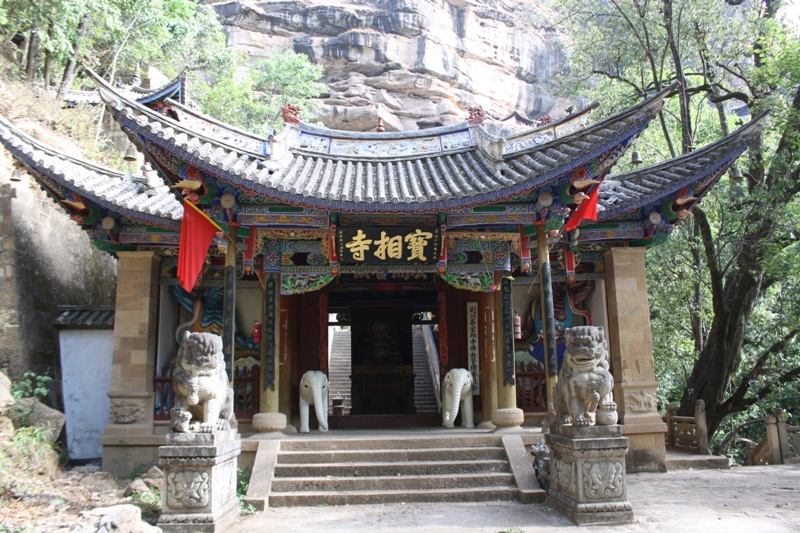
[516,362,547,412]
[420,325,442,412]
[664,401,710,455]
[740,409,800,465]
[153,364,260,421]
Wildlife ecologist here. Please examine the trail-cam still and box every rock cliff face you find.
[213,0,570,132]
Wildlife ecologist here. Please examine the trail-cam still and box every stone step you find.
[279,435,502,451]
[271,472,515,492]
[273,459,511,478]
[269,486,519,507]
[277,446,507,464]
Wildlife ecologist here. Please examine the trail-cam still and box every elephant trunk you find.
[312,381,329,431]
[445,383,463,428]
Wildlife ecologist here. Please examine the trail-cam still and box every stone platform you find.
[158,429,241,532]
[546,425,634,525]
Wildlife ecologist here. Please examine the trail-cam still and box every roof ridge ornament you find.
[467,106,486,126]
[282,104,301,126]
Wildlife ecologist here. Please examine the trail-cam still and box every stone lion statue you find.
[553,326,617,427]
[170,331,237,433]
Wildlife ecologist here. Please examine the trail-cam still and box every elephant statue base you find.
[442,368,474,429]
[299,370,329,433]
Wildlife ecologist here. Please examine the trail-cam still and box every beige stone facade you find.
[101,251,163,477]
[604,247,667,472]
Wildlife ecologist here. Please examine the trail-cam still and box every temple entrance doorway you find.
[326,291,441,428]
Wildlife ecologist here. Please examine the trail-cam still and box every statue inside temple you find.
[363,319,403,365]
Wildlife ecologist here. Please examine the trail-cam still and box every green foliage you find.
[194,49,325,135]
[237,467,256,515]
[131,488,161,525]
[0,523,33,533]
[10,371,51,402]
[9,425,57,471]
[551,0,800,437]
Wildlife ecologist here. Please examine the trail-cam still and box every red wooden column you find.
[437,291,449,376]
[319,293,328,375]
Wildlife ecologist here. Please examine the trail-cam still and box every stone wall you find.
[214,0,571,131]
[0,156,117,397]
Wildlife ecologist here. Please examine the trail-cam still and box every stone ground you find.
[0,463,130,531]
[226,465,800,533]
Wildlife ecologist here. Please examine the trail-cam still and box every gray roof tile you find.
[0,115,183,227]
[95,70,674,212]
[598,113,765,219]
[54,306,114,328]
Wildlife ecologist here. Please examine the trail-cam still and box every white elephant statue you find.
[442,368,474,429]
[299,370,329,433]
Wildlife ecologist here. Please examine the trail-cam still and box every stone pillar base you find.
[545,425,633,526]
[491,408,525,429]
[158,430,241,533]
[252,412,287,434]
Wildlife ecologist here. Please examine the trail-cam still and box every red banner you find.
[177,201,222,292]
[565,186,600,232]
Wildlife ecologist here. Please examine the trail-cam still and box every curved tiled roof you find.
[94,68,676,213]
[0,115,183,228]
[58,74,185,107]
[54,306,114,328]
[598,113,766,219]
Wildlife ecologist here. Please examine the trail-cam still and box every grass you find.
[0,56,119,167]
[238,467,257,515]
[131,488,161,525]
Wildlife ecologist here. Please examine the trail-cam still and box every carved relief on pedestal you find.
[582,461,625,499]
[166,471,210,508]
[554,455,576,498]
[110,399,145,424]
[624,389,657,413]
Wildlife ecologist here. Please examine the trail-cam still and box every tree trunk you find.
[25,31,39,80]
[43,18,55,90]
[680,207,769,434]
[57,14,90,100]
[18,34,28,68]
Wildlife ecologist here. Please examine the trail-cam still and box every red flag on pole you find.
[564,186,600,232]
[177,200,223,292]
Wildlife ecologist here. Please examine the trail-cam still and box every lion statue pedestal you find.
[544,326,633,526]
[158,332,241,533]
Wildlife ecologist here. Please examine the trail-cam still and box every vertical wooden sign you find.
[467,301,480,395]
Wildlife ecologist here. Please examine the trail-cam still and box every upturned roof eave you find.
[0,114,183,229]
[595,112,766,222]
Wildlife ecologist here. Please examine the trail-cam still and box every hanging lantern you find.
[513,311,522,340]
[252,321,262,344]
[630,150,643,165]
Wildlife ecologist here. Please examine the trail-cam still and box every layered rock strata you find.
[214,0,570,131]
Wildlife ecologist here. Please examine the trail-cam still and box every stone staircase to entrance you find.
[250,434,543,507]
[327,328,440,415]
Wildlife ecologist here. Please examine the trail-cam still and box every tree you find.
[194,49,325,135]
[548,0,800,438]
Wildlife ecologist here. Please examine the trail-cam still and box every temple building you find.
[0,73,762,482]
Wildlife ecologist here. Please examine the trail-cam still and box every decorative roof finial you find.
[467,106,487,126]
[281,104,301,125]
[376,117,385,133]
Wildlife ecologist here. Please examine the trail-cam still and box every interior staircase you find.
[327,327,440,415]
[412,327,440,414]
[327,328,352,415]
[256,434,543,507]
